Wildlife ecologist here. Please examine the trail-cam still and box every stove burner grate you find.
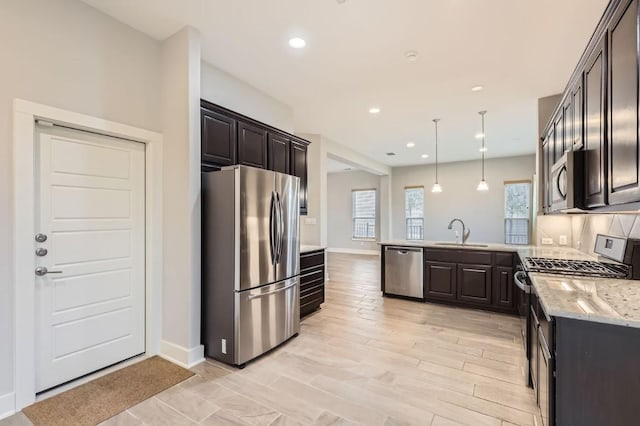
[524,257,630,278]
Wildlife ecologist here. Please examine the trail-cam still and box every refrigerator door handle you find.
[276,192,285,263]
[269,191,277,265]
[247,280,297,300]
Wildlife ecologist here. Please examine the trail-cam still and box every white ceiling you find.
[327,158,357,173]
[81,0,608,166]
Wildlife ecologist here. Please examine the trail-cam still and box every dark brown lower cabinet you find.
[300,249,325,317]
[424,261,457,301]
[555,318,640,426]
[494,266,516,309]
[457,264,492,305]
[421,248,518,315]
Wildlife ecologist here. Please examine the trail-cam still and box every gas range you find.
[523,257,630,279]
[520,234,640,281]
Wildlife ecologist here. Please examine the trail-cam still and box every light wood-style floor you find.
[4,253,539,426]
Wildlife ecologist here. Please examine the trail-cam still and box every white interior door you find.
[35,125,146,392]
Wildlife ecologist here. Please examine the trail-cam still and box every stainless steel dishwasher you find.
[384,246,424,299]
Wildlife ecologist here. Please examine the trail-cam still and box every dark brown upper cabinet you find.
[540,0,640,211]
[553,109,565,163]
[200,100,310,214]
[267,132,290,174]
[237,121,268,169]
[562,96,573,155]
[201,107,237,167]
[290,139,308,215]
[571,78,584,151]
[608,0,640,205]
[543,132,552,213]
[584,35,608,208]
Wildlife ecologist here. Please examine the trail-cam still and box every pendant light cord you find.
[433,118,440,182]
[479,111,486,180]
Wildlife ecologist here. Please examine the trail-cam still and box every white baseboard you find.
[0,392,15,420]
[327,247,379,256]
[159,340,205,369]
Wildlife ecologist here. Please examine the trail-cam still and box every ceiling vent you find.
[386,152,396,156]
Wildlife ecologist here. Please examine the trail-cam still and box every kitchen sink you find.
[434,242,489,248]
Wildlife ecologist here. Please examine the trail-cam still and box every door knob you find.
[35,248,48,257]
[35,266,62,276]
[35,233,47,243]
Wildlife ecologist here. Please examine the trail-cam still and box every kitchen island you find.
[379,241,527,315]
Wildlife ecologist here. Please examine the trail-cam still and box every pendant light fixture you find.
[431,118,442,193]
[477,111,489,191]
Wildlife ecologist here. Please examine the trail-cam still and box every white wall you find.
[298,134,326,246]
[0,0,162,407]
[201,61,294,133]
[299,134,390,247]
[391,155,536,243]
[537,213,640,253]
[327,171,381,252]
[160,27,204,364]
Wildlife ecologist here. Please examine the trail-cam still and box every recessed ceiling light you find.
[421,154,429,159]
[369,107,381,114]
[471,85,484,92]
[475,133,484,139]
[406,142,416,148]
[288,37,306,49]
[405,51,418,62]
[479,147,488,152]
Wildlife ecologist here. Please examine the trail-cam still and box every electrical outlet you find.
[559,235,568,245]
[541,237,554,245]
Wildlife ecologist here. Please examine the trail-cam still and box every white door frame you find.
[12,99,163,411]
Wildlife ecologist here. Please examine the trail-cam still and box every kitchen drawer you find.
[496,252,515,266]
[300,289,324,309]
[457,251,494,265]
[300,268,324,286]
[538,303,554,350]
[424,249,493,265]
[301,280,324,297]
[424,249,456,262]
[301,251,324,270]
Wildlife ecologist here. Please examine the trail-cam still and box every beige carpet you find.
[22,356,194,426]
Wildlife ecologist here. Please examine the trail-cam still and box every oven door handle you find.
[514,271,531,294]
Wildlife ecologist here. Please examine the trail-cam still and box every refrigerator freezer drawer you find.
[235,277,300,365]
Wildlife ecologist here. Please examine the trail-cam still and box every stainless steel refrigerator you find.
[201,165,300,367]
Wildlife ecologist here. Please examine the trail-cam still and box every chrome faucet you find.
[448,218,470,245]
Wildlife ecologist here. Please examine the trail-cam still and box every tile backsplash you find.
[537,214,640,255]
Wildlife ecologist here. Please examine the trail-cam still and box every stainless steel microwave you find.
[549,150,584,212]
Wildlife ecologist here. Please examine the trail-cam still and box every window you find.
[405,186,424,240]
[352,189,376,239]
[504,181,531,245]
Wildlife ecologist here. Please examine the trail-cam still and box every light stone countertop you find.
[379,240,640,328]
[378,239,533,253]
[529,273,640,328]
[515,246,596,261]
[300,245,325,254]
[515,246,640,327]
